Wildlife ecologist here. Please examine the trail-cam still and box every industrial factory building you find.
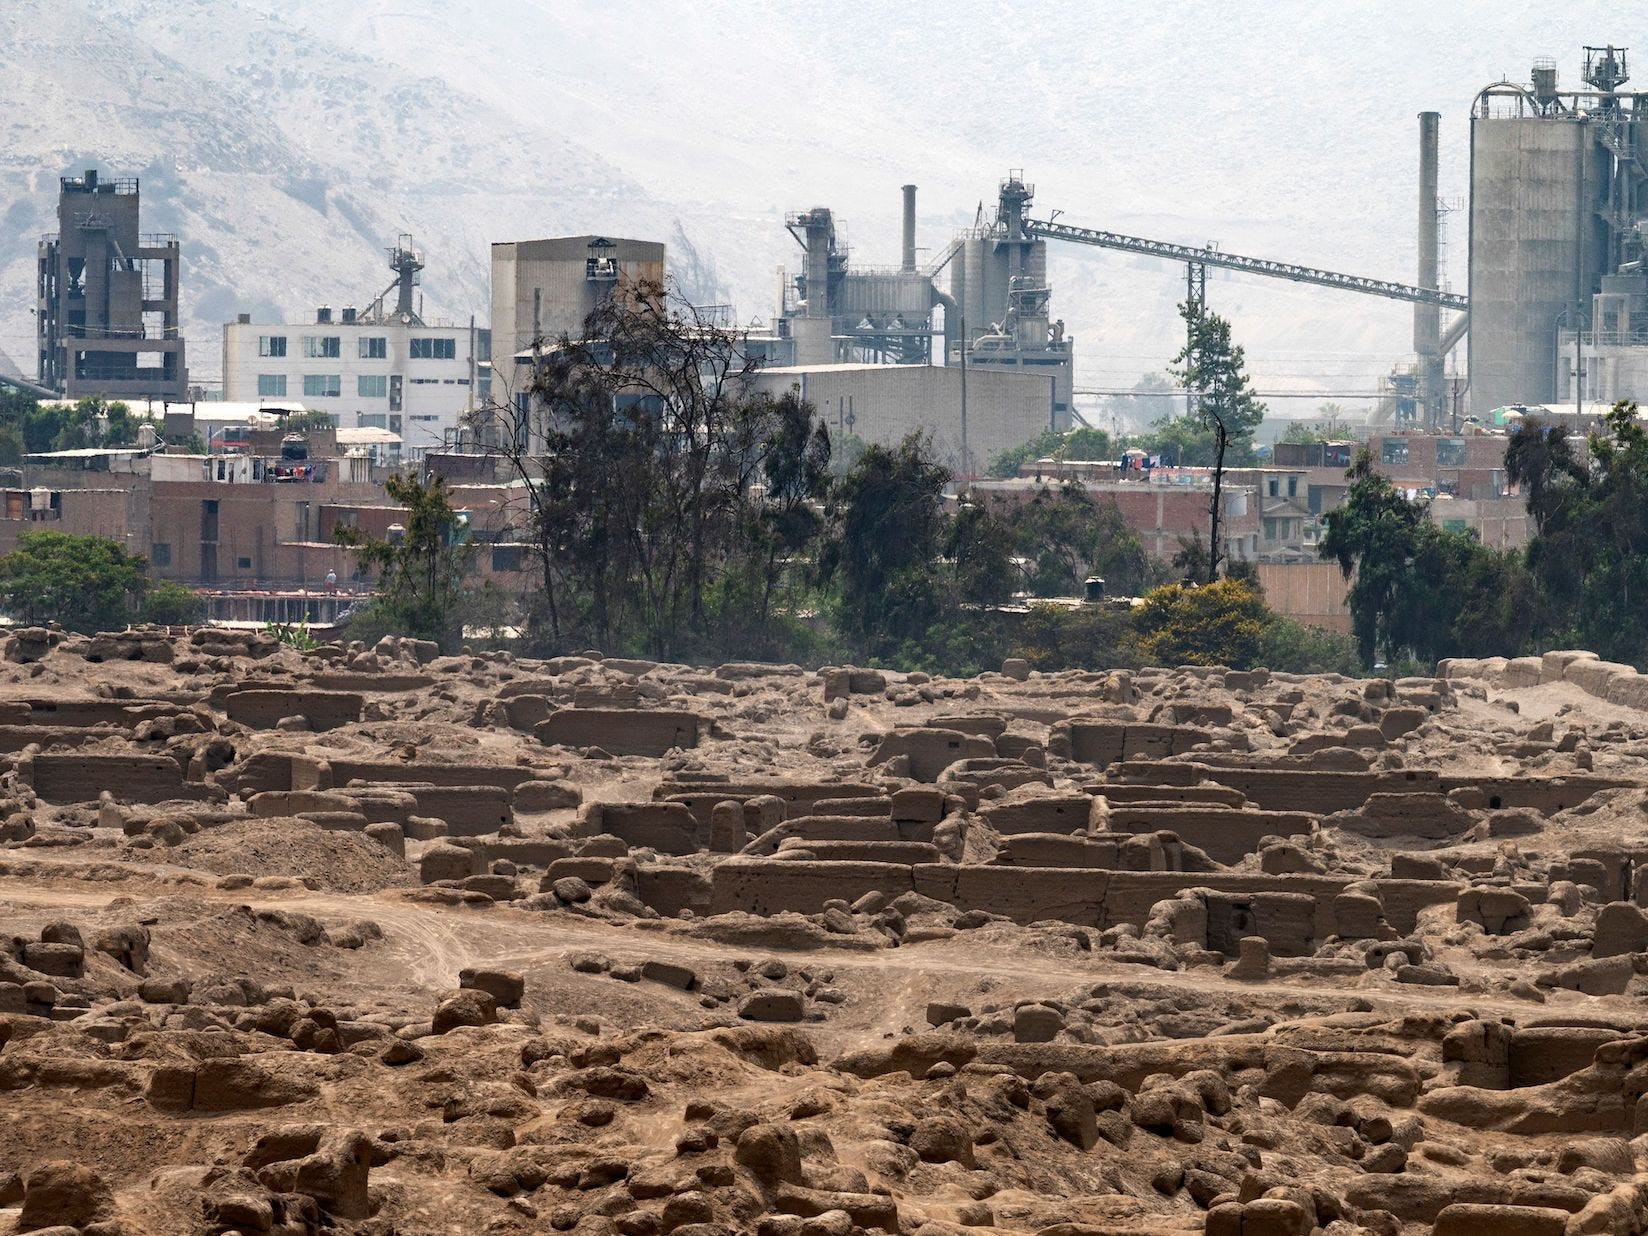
[749,362,1060,476]
[221,237,490,464]
[755,176,1075,471]
[1469,46,1648,416]
[37,170,188,401]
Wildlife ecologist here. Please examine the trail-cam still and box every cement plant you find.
[4,13,1648,1236]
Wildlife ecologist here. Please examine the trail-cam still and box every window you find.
[357,375,388,398]
[151,543,172,567]
[303,335,341,359]
[411,414,440,422]
[358,336,387,359]
[258,335,287,358]
[411,337,456,360]
[389,374,403,411]
[302,374,341,398]
[1267,478,1278,497]
[1287,476,1298,498]
[1382,438,1410,466]
[237,556,253,570]
[476,331,492,362]
[492,544,523,572]
[257,374,287,397]
[1437,438,1467,467]
[358,413,387,429]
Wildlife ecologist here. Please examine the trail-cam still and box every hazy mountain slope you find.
[0,0,1632,410]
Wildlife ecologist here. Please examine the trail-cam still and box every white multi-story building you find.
[221,239,491,461]
[222,310,490,462]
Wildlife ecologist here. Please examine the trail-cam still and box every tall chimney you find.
[901,184,917,273]
[1415,112,1442,424]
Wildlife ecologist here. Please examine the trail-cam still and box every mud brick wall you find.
[789,840,941,863]
[1059,721,1213,767]
[657,782,884,825]
[221,689,363,731]
[870,728,998,781]
[979,796,1098,836]
[535,709,701,756]
[1102,806,1316,866]
[22,752,210,805]
[0,725,107,753]
[771,816,901,844]
[669,857,1468,942]
[373,784,512,837]
[595,803,702,855]
[1087,783,1248,807]
[292,757,537,793]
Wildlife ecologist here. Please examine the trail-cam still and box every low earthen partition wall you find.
[535,709,701,757]
[1102,806,1316,866]
[221,689,363,731]
[661,857,1466,937]
[21,752,215,805]
[656,782,885,826]
[291,756,538,793]
[1054,721,1214,767]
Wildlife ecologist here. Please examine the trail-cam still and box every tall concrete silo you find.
[1467,60,1616,417]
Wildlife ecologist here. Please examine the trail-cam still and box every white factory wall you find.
[751,363,1060,476]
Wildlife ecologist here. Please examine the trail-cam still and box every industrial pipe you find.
[901,185,917,273]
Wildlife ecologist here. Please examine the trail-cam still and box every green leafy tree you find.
[1013,602,1140,673]
[1256,616,1363,676]
[1319,451,1426,666]
[1170,298,1266,580]
[470,279,799,658]
[336,473,473,651]
[1568,402,1648,660]
[1134,577,1270,669]
[985,426,1113,479]
[0,532,152,632]
[139,580,205,626]
[1320,449,1535,667]
[823,433,951,655]
[946,500,1015,607]
[1004,482,1152,597]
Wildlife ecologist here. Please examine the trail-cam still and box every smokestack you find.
[1415,111,1442,423]
[901,184,917,273]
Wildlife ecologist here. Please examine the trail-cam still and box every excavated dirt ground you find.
[3,630,1648,1236]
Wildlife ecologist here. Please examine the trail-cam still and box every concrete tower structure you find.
[37,170,187,401]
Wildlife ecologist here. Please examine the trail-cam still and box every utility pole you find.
[959,312,969,485]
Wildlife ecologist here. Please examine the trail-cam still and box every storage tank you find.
[1468,83,1606,416]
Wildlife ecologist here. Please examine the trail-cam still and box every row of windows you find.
[257,374,464,398]
[258,334,464,360]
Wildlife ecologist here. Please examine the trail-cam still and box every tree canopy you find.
[0,532,192,632]
[336,473,475,651]
[1134,577,1270,669]
[1319,449,1535,667]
